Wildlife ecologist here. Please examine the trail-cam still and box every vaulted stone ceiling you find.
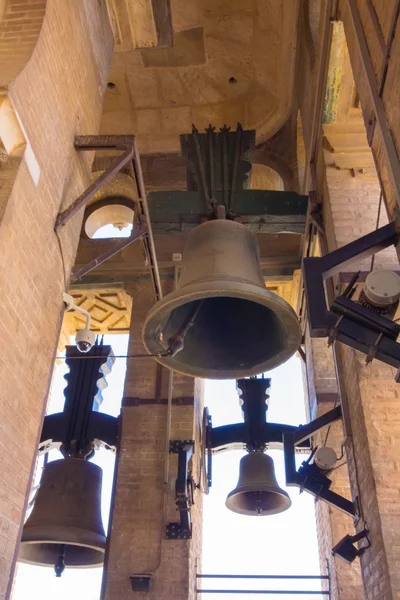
[101,0,299,153]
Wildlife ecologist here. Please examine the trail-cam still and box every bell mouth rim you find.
[18,534,106,568]
[142,279,301,379]
[225,486,292,516]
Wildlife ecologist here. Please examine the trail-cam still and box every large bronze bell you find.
[143,220,301,379]
[226,452,292,516]
[18,458,106,569]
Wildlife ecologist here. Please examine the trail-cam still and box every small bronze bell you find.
[18,458,106,569]
[143,220,301,379]
[226,452,291,516]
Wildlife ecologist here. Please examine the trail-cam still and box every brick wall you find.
[297,2,400,595]
[0,0,47,88]
[102,279,203,600]
[314,404,363,600]
[317,146,400,599]
[304,323,364,600]
[0,2,113,597]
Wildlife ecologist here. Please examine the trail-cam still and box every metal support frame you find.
[55,135,162,300]
[207,379,311,462]
[331,529,370,563]
[203,379,355,518]
[166,440,194,540]
[283,406,357,517]
[303,222,400,373]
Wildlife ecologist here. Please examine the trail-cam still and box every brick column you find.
[304,327,363,600]
[102,279,203,600]
[0,2,114,597]
[316,145,400,599]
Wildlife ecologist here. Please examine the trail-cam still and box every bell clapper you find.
[54,544,65,578]
[160,300,205,358]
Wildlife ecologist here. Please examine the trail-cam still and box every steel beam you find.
[283,406,357,518]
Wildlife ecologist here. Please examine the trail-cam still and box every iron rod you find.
[222,126,229,207]
[229,123,242,209]
[132,137,163,300]
[207,126,216,202]
[197,575,329,580]
[192,126,212,208]
[164,263,178,485]
[197,590,328,595]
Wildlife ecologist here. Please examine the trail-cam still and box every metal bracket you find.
[201,407,212,493]
[283,406,358,517]
[55,136,136,229]
[166,441,194,540]
[55,134,162,300]
[303,222,400,376]
[165,521,192,540]
[169,440,194,453]
[331,528,370,563]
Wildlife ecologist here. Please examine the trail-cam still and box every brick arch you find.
[0,0,47,88]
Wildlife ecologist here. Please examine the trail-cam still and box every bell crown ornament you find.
[226,451,292,516]
[18,458,106,569]
[142,220,301,379]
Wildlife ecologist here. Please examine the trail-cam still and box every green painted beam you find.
[147,190,308,234]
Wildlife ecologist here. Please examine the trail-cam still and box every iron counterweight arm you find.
[40,344,118,457]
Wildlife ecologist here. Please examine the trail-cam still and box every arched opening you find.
[249,164,284,191]
[84,203,134,239]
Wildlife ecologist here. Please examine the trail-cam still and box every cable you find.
[55,353,160,360]
[323,398,340,447]
[331,461,347,471]
[59,300,204,360]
